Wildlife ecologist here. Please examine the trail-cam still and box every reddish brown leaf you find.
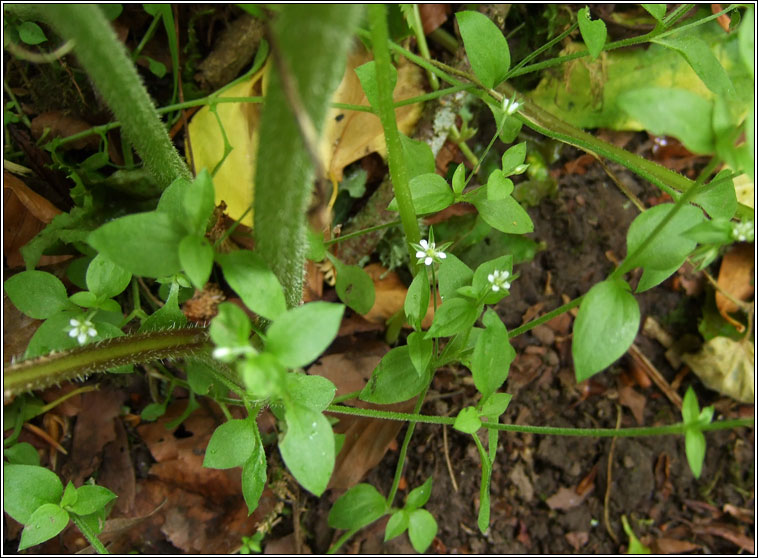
[618,384,647,425]
[650,537,700,554]
[419,4,450,34]
[715,243,754,331]
[565,531,589,550]
[546,486,589,510]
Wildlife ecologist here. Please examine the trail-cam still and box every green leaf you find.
[572,279,640,382]
[328,483,386,529]
[473,196,533,234]
[653,34,735,98]
[18,503,69,550]
[501,142,527,176]
[641,4,666,22]
[617,88,714,154]
[179,235,214,289]
[451,163,466,196]
[4,271,72,319]
[577,6,607,60]
[140,402,167,422]
[453,406,482,433]
[241,433,267,515]
[186,358,216,395]
[217,250,287,321]
[360,346,429,404]
[407,331,433,377]
[279,404,334,496]
[60,482,77,509]
[241,352,287,399]
[183,169,216,235]
[738,6,754,78]
[3,464,63,524]
[24,310,81,358]
[456,11,510,88]
[400,133,435,179]
[404,271,430,330]
[388,173,454,215]
[139,282,187,332]
[17,21,47,45]
[68,485,117,516]
[408,508,438,553]
[157,176,192,216]
[425,297,480,339]
[691,169,737,220]
[406,476,433,511]
[4,442,40,466]
[203,418,256,469]
[355,60,396,109]
[266,302,344,368]
[385,509,410,541]
[472,309,515,399]
[487,170,514,200]
[333,260,375,315]
[621,514,652,554]
[98,3,123,20]
[685,428,706,479]
[145,56,167,78]
[88,211,185,278]
[486,98,522,143]
[681,386,700,424]
[208,302,252,347]
[438,254,473,302]
[85,253,132,299]
[626,203,704,291]
[285,373,336,412]
[479,392,512,418]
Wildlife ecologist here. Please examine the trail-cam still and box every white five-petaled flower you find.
[67,318,97,345]
[415,239,447,266]
[731,220,754,242]
[487,270,511,292]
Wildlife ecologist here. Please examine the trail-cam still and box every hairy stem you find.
[6,4,191,187]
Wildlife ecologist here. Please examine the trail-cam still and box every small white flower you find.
[413,238,447,266]
[487,270,511,292]
[66,318,97,345]
[731,220,754,243]
[213,344,256,361]
[502,94,521,116]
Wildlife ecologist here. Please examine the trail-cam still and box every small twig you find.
[23,422,68,455]
[604,404,622,544]
[596,157,645,212]
[628,343,682,410]
[442,424,459,492]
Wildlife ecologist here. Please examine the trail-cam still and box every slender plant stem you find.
[324,219,401,246]
[368,5,421,274]
[327,526,363,554]
[326,405,753,436]
[508,295,584,338]
[70,514,109,554]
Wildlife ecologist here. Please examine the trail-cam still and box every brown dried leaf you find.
[565,531,589,551]
[419,4,450,34]
[715,243,754,329]
[618,384,647,425]
[681,336,754,403]
[694,522,754,553]
[30,111,100,151]
[650,537,700,554]
[361,263,436,327]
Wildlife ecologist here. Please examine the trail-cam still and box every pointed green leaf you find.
[408,508,438,553]
[85,254,132,299]
[266,302,344,368]
[183,168,216,234]
[18,504,69,550]
[2,464,63,524]
[400,133,435,179]
[203,418,256,469]
[405,271,430,330]
[328,483,386,529]
[578,6,607,60]
[572,279,640,382]
[217,250,287,321]
[438,254,473,302]
[4,271,72,319]
[474,196,534,234]
[407,331,433,377]
[472,309,515,398]
[242,434,267,515]
[425,297,479,339]
[501,142,527,176]
[360,346,428,404]
[68,485,117,516]
[453,406,482,433]
[456,11,510,88]
[179,235,214,289]
[279,404,334,496]
[385,509,410,541]
[406,476,433,511]
[333,260,375,315]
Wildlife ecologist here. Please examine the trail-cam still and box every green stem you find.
[386,385,430,509]
[368,5,421,274]
[410,3,439,90]
[324,219,401,246]
[5,4,191,187]
[327,526,363,554]
[3,328,213,399]
[326,405,753,436]
[70,514,109,554]
[508,295,584,338]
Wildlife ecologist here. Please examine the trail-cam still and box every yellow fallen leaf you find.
[187,66,266,226]
[187,45,425,226]
[682,336,754,403]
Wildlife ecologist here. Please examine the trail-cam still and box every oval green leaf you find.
[456,11,510,88]
[217,250,287,321]
[4,271,71,319]
[328,483,387,529]
[266,302,344,368]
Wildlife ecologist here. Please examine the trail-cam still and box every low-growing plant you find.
[3,4,754,553]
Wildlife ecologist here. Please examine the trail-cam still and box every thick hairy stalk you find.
[5,4,190,187]
[4,328,210,400]
[254,5,363,308]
